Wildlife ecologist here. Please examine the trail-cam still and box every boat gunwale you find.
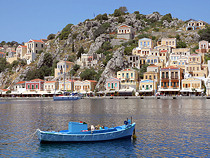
[38,123,135,136]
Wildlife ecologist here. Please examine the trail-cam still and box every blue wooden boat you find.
[37,120,136,143]
[53,93,81,101]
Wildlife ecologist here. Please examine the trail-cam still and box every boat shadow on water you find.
[38,138,136,154]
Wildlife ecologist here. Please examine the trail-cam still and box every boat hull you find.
[37,123,135,143]
[53,96,81,101]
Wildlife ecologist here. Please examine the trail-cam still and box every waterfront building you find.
[180,77,204,96]
[117,24,134,40]
[25,39,45,64]
[74,80,97,93]
[44,81,59,92]
[105,77,120,91]
[14,81,26,94]
[158,66,183,95]
[0,52,6,58]
[59,80,74,91]
[54,61,74,78]
[117,68,139,90]
[16,45,27,59]
[139,80,157,96]
[25,79,45,92]
[206,76,210,96]
[186,20,206,31]
[0,89,9,95]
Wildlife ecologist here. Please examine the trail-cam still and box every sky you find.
[0,0,209,43]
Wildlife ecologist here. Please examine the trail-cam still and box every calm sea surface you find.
[0,98,209,157]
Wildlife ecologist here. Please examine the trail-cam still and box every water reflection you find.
[0,99,209,157]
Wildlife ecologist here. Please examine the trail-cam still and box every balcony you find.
[171,77,179,79]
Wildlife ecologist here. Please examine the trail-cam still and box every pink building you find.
[106,77,120,91]
[25,79,45,91]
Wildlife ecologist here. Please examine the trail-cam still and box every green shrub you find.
[47,34,56,40]
[72,33,79,39]
[80,68,97,80]
[58,24,73,40]
[77,46,85,59]
[161,13,173,23]
[177,41,187,48]
[93,23,110,40]
[118,16,125,23]
[134,11,139,14]
[198,27,210,42]
[114,9,122,17]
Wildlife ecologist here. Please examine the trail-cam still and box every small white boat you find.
[37,120,136,143]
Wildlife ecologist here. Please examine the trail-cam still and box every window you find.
[126,73,129,78]
[36,84,38,89]
[150,85,152,88]
[108,83,110,88]
[28,85,30,89]
[144,42,146,47]
[197,67,199,71]
[131,73,133,78]
[41,44,43,48]
[115,83,117,88]
[36,44,38,47]
[147,42,150,46]
[111,83,114,89]
[36,50,38,53]
[122,73,124,78]
[149,75,151,80]
[145,75,147,79]
[142,85,144,88]
[32,85,34,89]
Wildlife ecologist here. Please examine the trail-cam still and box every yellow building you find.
[59,80,74,91]
[54,61,74,78]
[16,45,27,59]
[157,38,176,49]
[143,71,159,83]
[181,77,204,96]
[186,20,206,31]
[74,80,97,93]
[117,68,139,89]
[139,80,157,95]
[44,81,59,92]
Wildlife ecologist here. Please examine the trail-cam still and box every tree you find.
[161,13,173,23]
[119,6,128,13]
[0,58,8,73]
[114,9,122,17]
[77,46,85,59]
[72,42,75,52]
[47,34,56,40]
[93,23,110,40]
[118,16,125,23]
[80,68,97,80]
[198,27,210,42]
[139,64,149,79]
[58,24,73,40]
[43,53,53,67]
[177,41,187,48]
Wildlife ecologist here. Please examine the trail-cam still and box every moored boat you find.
[53,92,81,101]
[37,120,136,143]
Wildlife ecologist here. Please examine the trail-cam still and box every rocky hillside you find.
[0,9,206,89]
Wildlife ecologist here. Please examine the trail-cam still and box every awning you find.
[158,89,180,92]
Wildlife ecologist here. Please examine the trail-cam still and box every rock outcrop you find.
[95,47,127,90]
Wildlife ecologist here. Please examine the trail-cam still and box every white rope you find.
[1,129,39,145]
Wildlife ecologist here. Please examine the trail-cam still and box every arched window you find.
[147,59,150,63]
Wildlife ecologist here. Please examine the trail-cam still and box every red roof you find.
[30,79,44,82]
[16,81,25,84]
[0,52,6,55]
[0,89,9,92]
[45,81,56,83]
[29,40,44,43]
[160,50,167,52]
[161,66,179,70]
[18,45,27,48]
[87,80,97,83]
